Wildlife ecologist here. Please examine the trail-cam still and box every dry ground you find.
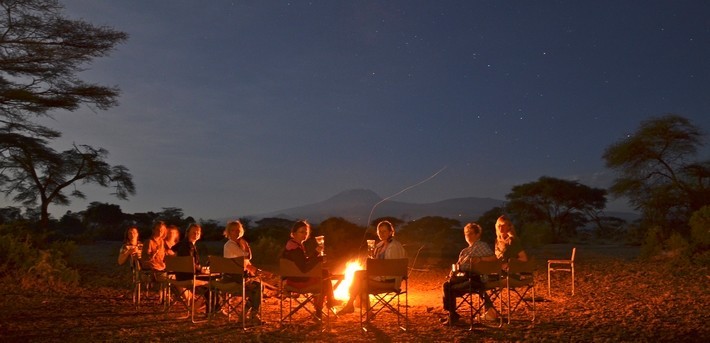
[1,242,708,342]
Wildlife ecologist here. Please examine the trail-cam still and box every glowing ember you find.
[334,260,363,301]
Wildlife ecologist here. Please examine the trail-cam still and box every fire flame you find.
[334,260,364,301]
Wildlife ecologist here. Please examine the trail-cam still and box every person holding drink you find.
[337,220,406,315]
[281,220,340,321]
[118,226,141,266]
[440,222,498,325]
[223,220,263,324]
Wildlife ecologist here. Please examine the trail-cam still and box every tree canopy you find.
[0,0,127,135]
[0,0,132,228]
[506,176,607,241]
[603,114,709,235]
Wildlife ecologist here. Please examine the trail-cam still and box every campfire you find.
[333,260,364,301]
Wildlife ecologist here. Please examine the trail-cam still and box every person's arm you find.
[282,246,321,273]
[117,245,130,265]
[385,240,407,259]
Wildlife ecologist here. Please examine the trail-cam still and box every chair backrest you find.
[279,258,322,278]
[165,255,195,274]
[508,258,535,274]
[208,256,244,275]
[366,258,408,278]
[470,260,503,275]
[570,247,576,262]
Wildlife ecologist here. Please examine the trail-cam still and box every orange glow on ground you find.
[333,260,363,301]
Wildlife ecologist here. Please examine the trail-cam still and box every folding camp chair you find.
[548,247,576,296]
[208,256,248,327]
[164,255,208,323]
[361,258,409,332]
[279,258,329,328]
[505,258,536,324]
[449,260,504,329]
[133,258,167,308]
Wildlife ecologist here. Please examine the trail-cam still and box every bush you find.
[0,233,36,274]
[639,226,663,259]
[624,223,646,246]
[250,236,283,266]
[690,205,710,246]
[520,222,554,248]
[0,230,80,289]
[663,232,691,266]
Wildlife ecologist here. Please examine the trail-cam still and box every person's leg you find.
[338,270,365,314]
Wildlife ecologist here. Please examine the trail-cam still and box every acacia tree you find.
[0,0,132,228]
[506,176,607,241]
[0,0,127,134]
[0,134,134,228]
[603,114,709,236]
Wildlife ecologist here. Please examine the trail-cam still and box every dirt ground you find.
[1,242,708,342]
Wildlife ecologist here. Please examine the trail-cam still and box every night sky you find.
[19,1,710,221]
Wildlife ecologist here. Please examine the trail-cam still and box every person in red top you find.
[281,220,340,320]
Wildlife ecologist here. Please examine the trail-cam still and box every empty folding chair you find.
[208,256,247,327]
[279,258,328,328]
[505,258,536,324]
[548,247,576,296]
[361,258,409,332]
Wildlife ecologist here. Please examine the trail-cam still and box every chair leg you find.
[571,265,575,295]
[547,266,551,297]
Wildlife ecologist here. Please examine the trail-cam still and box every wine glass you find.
[315,236,325,256]
[135,242,143,259]
[367,239,376,258]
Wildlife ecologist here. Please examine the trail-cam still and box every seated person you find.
[338,220,407,315]
[141,221,167,278]
[494,215,528,263]
[172,223,211,312]
[117,226,140,266]
[441,222,499,325]
[223,220,263,324]
[164,224,180,257]
[281,220,339,320]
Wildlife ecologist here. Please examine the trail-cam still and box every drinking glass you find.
[135,242,143,259]
[367,239,376,258]
[315,236,325,256]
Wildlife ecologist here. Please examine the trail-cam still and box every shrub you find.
[520,221,554,248]
[23,249,80,288]
[0,230,80,289]
[690,205,710,246]
[624,223,646,246]
[663,232,691,266]
[250,236,283,266]
[0,233,36,274]
[639,226,663,259]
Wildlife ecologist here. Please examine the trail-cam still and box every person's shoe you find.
[250,312,263,325]
[337,303,355,315]
[313,309,323,323]
[484,308,498,321]
[440,312,460,325]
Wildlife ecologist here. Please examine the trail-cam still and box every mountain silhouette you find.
[249,188,505,225]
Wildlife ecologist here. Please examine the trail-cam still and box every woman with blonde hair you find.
[494,215,528,262]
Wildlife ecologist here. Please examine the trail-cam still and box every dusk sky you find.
[15,1,710,221]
